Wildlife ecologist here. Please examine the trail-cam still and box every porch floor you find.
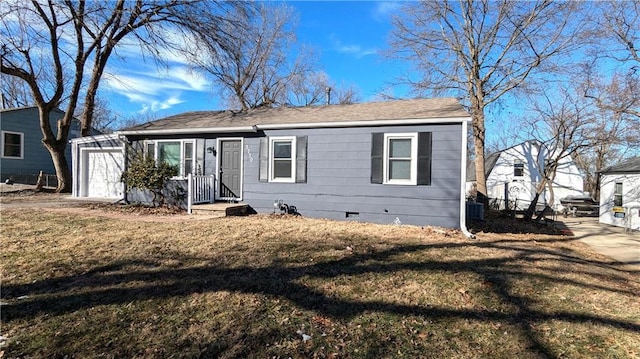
[190,202,249,217]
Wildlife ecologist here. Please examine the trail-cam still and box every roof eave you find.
[118,116,471,136]
[118,126,258,136]
[256,116,470,130]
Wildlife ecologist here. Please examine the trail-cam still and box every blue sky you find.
[101,1,406,123]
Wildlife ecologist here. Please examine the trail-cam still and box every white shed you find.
[599,157,640,231]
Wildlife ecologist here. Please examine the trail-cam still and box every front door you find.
[219,139,242,199]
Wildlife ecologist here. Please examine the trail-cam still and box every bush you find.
[121,155,178,207]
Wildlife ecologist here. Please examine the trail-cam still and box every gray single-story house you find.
[1,106,83,184]
[71,98,473,233]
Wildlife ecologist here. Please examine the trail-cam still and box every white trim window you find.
[383,133,418,185]
[145,140,195,177]
[514,160,524,177]
[614,182,623,207]
[269,136,296,183]
[1,130,24,159]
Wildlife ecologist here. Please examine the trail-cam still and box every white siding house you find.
[467,141,584,210]
[599,157,640,231]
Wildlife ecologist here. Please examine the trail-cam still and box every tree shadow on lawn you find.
[3,236,639,357]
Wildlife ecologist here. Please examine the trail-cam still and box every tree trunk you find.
[471,98,487,205]
[44,142,72,193]
[524,179,547,221]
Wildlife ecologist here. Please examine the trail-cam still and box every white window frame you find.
[614,182,623,207]
[269,136,296,183]
[514,160,525,177]
[1,130,24,159]
[383,132,418,185]
[146,139,196,178]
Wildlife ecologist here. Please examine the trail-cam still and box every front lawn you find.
[1,209,638,358]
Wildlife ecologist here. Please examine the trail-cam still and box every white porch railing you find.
[187,174,216,214]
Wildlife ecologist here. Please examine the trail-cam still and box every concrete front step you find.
[191,202,249,217]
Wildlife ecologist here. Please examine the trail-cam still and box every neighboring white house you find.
[466,140,584,210]
[599,157,640,231]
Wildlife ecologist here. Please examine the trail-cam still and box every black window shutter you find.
[295,136,307,183]
[417,132,432,185]
[259,137,269,182]
[371,133,384,184]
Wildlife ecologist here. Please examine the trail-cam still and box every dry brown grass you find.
[1,208,639,358]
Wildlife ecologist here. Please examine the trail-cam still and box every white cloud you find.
[330,36,378,58]
[103,61,210,113]
[139,96,186,113]
[373,2,402,19]
[336,44,377,57]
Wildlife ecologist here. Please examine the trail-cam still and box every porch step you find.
[191,202,249,217]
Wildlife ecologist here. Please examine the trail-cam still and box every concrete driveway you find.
[560,216,640,265]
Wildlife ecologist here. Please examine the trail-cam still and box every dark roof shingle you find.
[601,157,640,174]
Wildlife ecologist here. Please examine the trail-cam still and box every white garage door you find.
[82,149,124,198]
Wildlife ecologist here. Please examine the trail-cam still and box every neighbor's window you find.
[384,133,417,184]
[147,140,195,177]
[614,182,623,207]
[514,160,524,177]
[1,130,23,159]
[269,137,296,182]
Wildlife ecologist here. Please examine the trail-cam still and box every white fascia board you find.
[70,133,121,144]
[117,126,257,136]
[116,117,471,136]
[256,117,471,130]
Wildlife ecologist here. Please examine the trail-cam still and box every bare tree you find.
[388,0,586,203]
[189,3,313,110]
[522,86,595,221]
[573,74,638,200]
[288,71,332,107]
[75,95,117,134]
[582,1,639,121]
[287,71,361,107]
[333,83,361,105]
[1,0,243,192]
[0,72,33,108]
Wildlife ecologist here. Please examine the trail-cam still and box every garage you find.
[80,148,124,198]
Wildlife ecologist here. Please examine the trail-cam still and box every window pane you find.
[184,142,193,160]
[146,143,155,159]
[273,141,292,158]
[614,183,623,206]
[389,159,411,180]
[274,159,292,178]
[3,133,21,157]
[514,161,524,177]
[389,139,411,158]
[158,142,181,167]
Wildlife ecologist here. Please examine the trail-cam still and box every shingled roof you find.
[601,157,640,174]
[121,98,469,134]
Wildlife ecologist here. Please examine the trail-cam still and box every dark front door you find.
[220,140,242,199]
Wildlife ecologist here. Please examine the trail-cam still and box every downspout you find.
[117,132,129,204]
[460,119,476,239]
[70,139,77,197]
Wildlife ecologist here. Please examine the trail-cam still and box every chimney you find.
[325,87,331,105]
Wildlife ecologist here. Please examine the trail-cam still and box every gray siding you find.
[243,124,463,228]
[120,123,464,228]
[0,107,81,183]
